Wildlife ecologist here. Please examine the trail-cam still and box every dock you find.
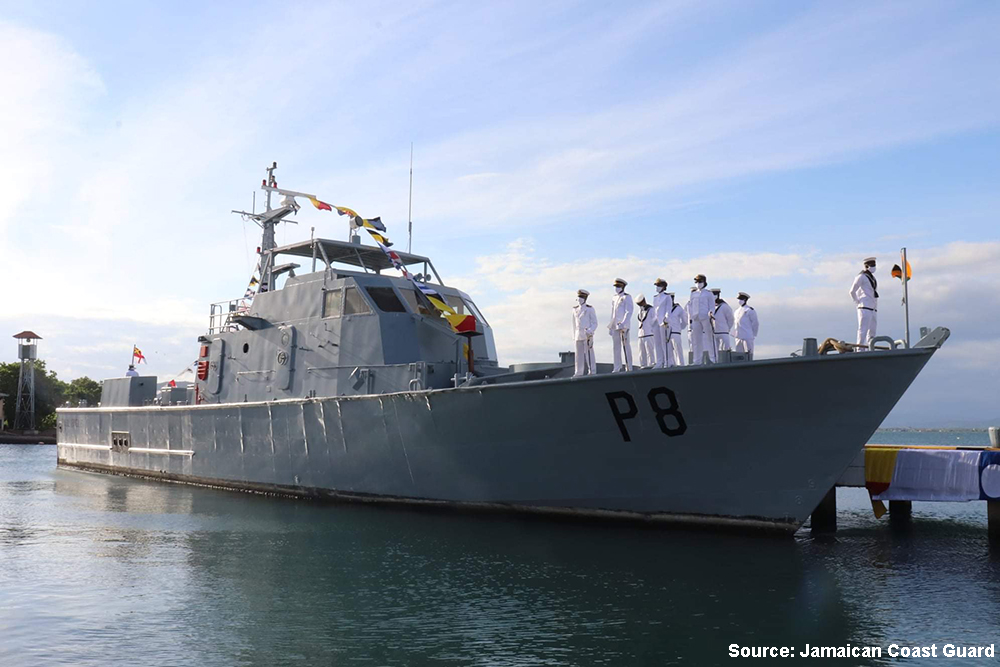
[814,428,1000,538]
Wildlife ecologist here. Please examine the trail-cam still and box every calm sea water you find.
[1,431,998,666]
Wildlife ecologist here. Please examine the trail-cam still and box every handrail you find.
[208,297,252,334]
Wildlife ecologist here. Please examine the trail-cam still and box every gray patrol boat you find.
[57,164,950,533]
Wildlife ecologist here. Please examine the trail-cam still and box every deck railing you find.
[208,298,251,334]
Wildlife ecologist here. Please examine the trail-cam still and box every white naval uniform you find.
[685,297,694,357]
[609,291,634,372]
[688,287,715,364]
[637,304,657,368]
[733,304,759,354]
[667,302,685,366]
[652,291,671,368]
[572,302,598,376]
[713,299,734,351]
[850,270,879,348]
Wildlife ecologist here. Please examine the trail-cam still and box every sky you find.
[0,0,997,426]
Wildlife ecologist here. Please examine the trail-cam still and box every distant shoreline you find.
[878,427,990,432]
[0,432,56,445]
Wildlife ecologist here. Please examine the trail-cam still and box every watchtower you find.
[13,331,41,431]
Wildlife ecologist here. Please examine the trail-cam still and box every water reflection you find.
[63,483,879,665]
[3,445,999,665]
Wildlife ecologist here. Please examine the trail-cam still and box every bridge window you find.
[344,286,373,315]
[462,298,488,325]
[365,287,407,313]
[323,289,343,318]
[400,289,478,321]
[400,288,443,318]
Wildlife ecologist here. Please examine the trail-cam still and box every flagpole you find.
[901,247,910,348]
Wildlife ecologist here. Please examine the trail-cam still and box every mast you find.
[407,143,413,254]
[259,162,278,291]
[232,162,298,296]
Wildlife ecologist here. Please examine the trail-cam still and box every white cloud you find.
[327,2,1000,230]
[0,21,104,248]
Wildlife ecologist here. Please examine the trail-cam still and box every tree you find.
[0,360,101,431]
[66,377,102,407]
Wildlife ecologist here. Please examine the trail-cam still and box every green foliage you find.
[66,377,102,406]
[0,360,102,430]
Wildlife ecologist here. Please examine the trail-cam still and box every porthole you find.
[243,342,250,354]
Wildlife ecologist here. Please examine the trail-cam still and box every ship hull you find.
[57,348,936,533]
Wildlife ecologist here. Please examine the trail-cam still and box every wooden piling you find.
[989,501,1000,542]
[811,487,837,533]
[889,500,912,520]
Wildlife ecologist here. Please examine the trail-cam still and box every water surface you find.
[1,432,997,665]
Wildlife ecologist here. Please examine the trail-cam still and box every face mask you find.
[738,299,747,307]
[696,282,706,289]
[616,287,624,294]
[657,286,665,293]
[578,297,585,305]
[867,265,876,273]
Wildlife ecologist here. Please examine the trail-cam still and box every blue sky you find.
[0,0,998,426]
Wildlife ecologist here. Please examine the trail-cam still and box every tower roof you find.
[12,331,41,340]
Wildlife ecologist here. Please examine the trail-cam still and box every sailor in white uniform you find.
[636,293,657,368]
[733,292,759,355]
[666,292,685,366]
[572,289,598,376]
[125,364,139,378]
[609,278,634,372]
[686,286,695,359]
[688,275,715,364]
[710,288,734,352]
[850,257,879,348]
[652,278,671,368]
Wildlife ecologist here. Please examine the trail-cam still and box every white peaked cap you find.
[613,277,628,286]
[577,289,590,297]
[863,256,876,264]
[636,293,646,303]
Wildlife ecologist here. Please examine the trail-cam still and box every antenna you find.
[408,143,413,254]
[901,247,910,348]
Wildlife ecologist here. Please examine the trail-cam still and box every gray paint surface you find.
[59,346,937,532]
[60,236,947,533]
